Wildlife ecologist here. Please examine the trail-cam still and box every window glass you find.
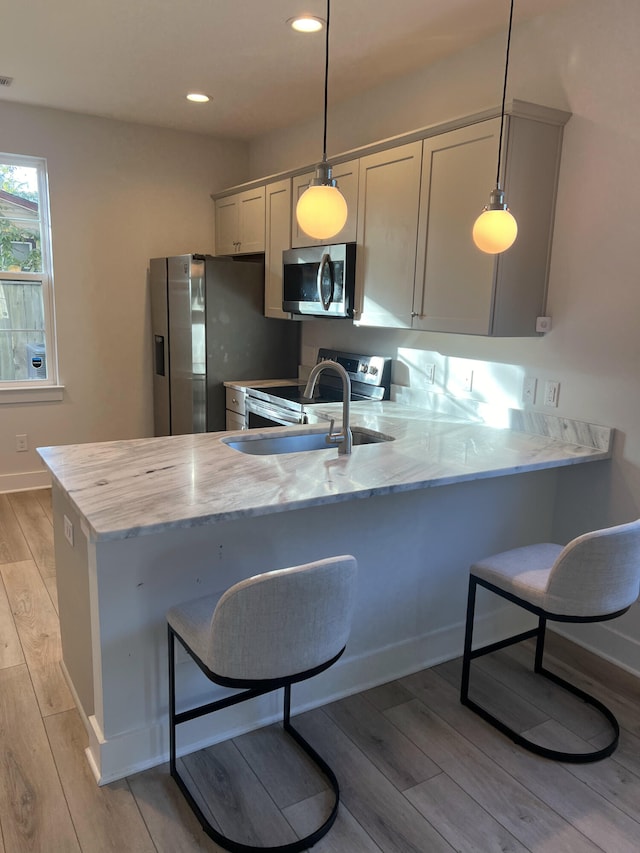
[0,281,47,381]
[0,153,56,390]
[0,164,43,273]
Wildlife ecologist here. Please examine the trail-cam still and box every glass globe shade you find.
[472,209,518,254]
[296,185,348,240]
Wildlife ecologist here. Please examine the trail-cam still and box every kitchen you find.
[1,0,640,850]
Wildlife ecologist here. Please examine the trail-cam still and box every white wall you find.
[250,0,640,671]
[0,101,249,491]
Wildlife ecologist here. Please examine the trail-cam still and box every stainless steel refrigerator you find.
[150,254,299,435]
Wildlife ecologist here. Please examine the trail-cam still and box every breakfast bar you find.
[38,405,613,783]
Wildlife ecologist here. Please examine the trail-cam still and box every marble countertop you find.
[38,403,613,543]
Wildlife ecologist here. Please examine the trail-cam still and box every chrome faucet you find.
[304,360,352,455]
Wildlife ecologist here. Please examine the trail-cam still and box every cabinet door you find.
[238,187,266,253]
[214,196,239,255]
[214,187,265,255]
[226,410,246,430]
[355,142,422,328]
[264,179,293,319]
[413,120,499,334]
[291,160,359,247]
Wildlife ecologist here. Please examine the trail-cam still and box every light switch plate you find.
[522,376,537,404]
[544,380,560,407]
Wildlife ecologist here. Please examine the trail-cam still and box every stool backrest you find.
[208,555,358,681]
[547,519,640,617]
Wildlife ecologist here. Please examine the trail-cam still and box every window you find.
[1,153,59,397]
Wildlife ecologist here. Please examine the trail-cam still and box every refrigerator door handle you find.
[154,335,166,377]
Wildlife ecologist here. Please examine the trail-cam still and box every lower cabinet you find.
[225,386,246,430]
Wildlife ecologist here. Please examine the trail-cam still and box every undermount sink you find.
[222,426,395,456]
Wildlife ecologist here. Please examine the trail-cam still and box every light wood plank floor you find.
[1,488,639,852]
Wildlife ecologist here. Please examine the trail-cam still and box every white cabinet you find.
[215,187,265,255]
[225,386,246,430]
[291,159,359,247]
[413,110,568,336]
[412,120,500,334]
[354,142,422,327]
[354,104,569,335]
[264,179,293,319]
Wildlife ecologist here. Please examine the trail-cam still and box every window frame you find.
[0,152,61,402]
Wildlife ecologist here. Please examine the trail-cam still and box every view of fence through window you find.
[0,160,49,382]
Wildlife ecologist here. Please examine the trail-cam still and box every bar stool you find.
[461,519,640,762]
[167,554,358,853]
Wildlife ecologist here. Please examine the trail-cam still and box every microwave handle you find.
[317,253,334,311]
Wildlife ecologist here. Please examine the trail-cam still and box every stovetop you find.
[245,349,392,411]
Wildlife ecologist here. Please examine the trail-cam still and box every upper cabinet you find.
[264,179,292,320]
[354,102,569,335]
[354,142,422,328]
[214,187,265,255]
[291,159,359,247]
[412,120,501,334]
[412,110,567,336]
[211,101,570,335]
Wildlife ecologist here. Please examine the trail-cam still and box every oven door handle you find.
[246,397,307,426]
[317,253,335,311]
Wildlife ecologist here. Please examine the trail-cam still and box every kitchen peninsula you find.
[39,405,612,783]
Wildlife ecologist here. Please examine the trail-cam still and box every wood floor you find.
[1,489,640,852]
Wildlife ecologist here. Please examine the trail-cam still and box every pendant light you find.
[472,0,518,254]
[295,0,348,241]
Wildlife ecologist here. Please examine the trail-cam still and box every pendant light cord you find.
[496,0,514,187]
[322,0,331,160]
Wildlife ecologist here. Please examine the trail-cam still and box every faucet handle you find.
[325,419,344,446]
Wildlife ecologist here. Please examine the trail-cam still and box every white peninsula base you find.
[53,469,558,783]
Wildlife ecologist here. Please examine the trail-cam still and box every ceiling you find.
[2,0,573,140]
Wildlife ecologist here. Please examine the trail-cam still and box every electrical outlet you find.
[522,376,537,405]
[544,380,560,407]
[63,514,74,547]
[15,434,28,452]
[463,369,474,393]
[424,363,435,385]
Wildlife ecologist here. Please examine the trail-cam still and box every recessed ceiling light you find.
[186,93,210,103]
[288,15,324,33]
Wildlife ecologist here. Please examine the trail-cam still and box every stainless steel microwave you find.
[282,243,356,318]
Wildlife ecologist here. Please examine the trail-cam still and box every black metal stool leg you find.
[168,641,342,852]
[459,577,620,763]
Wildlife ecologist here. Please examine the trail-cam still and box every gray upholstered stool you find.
[167,554,358,853]
[461,519,640,762]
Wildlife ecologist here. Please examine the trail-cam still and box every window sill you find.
[0,384,65,404]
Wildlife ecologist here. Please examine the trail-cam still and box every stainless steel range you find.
[245,349,391,428]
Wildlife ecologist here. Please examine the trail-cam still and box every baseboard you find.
[552,621,640,680]
[86,623,466,783]
[84,604,531,784]
[0,469,51,493]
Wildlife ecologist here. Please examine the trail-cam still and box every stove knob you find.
[361,364,368,373]
[369,365,378,376]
